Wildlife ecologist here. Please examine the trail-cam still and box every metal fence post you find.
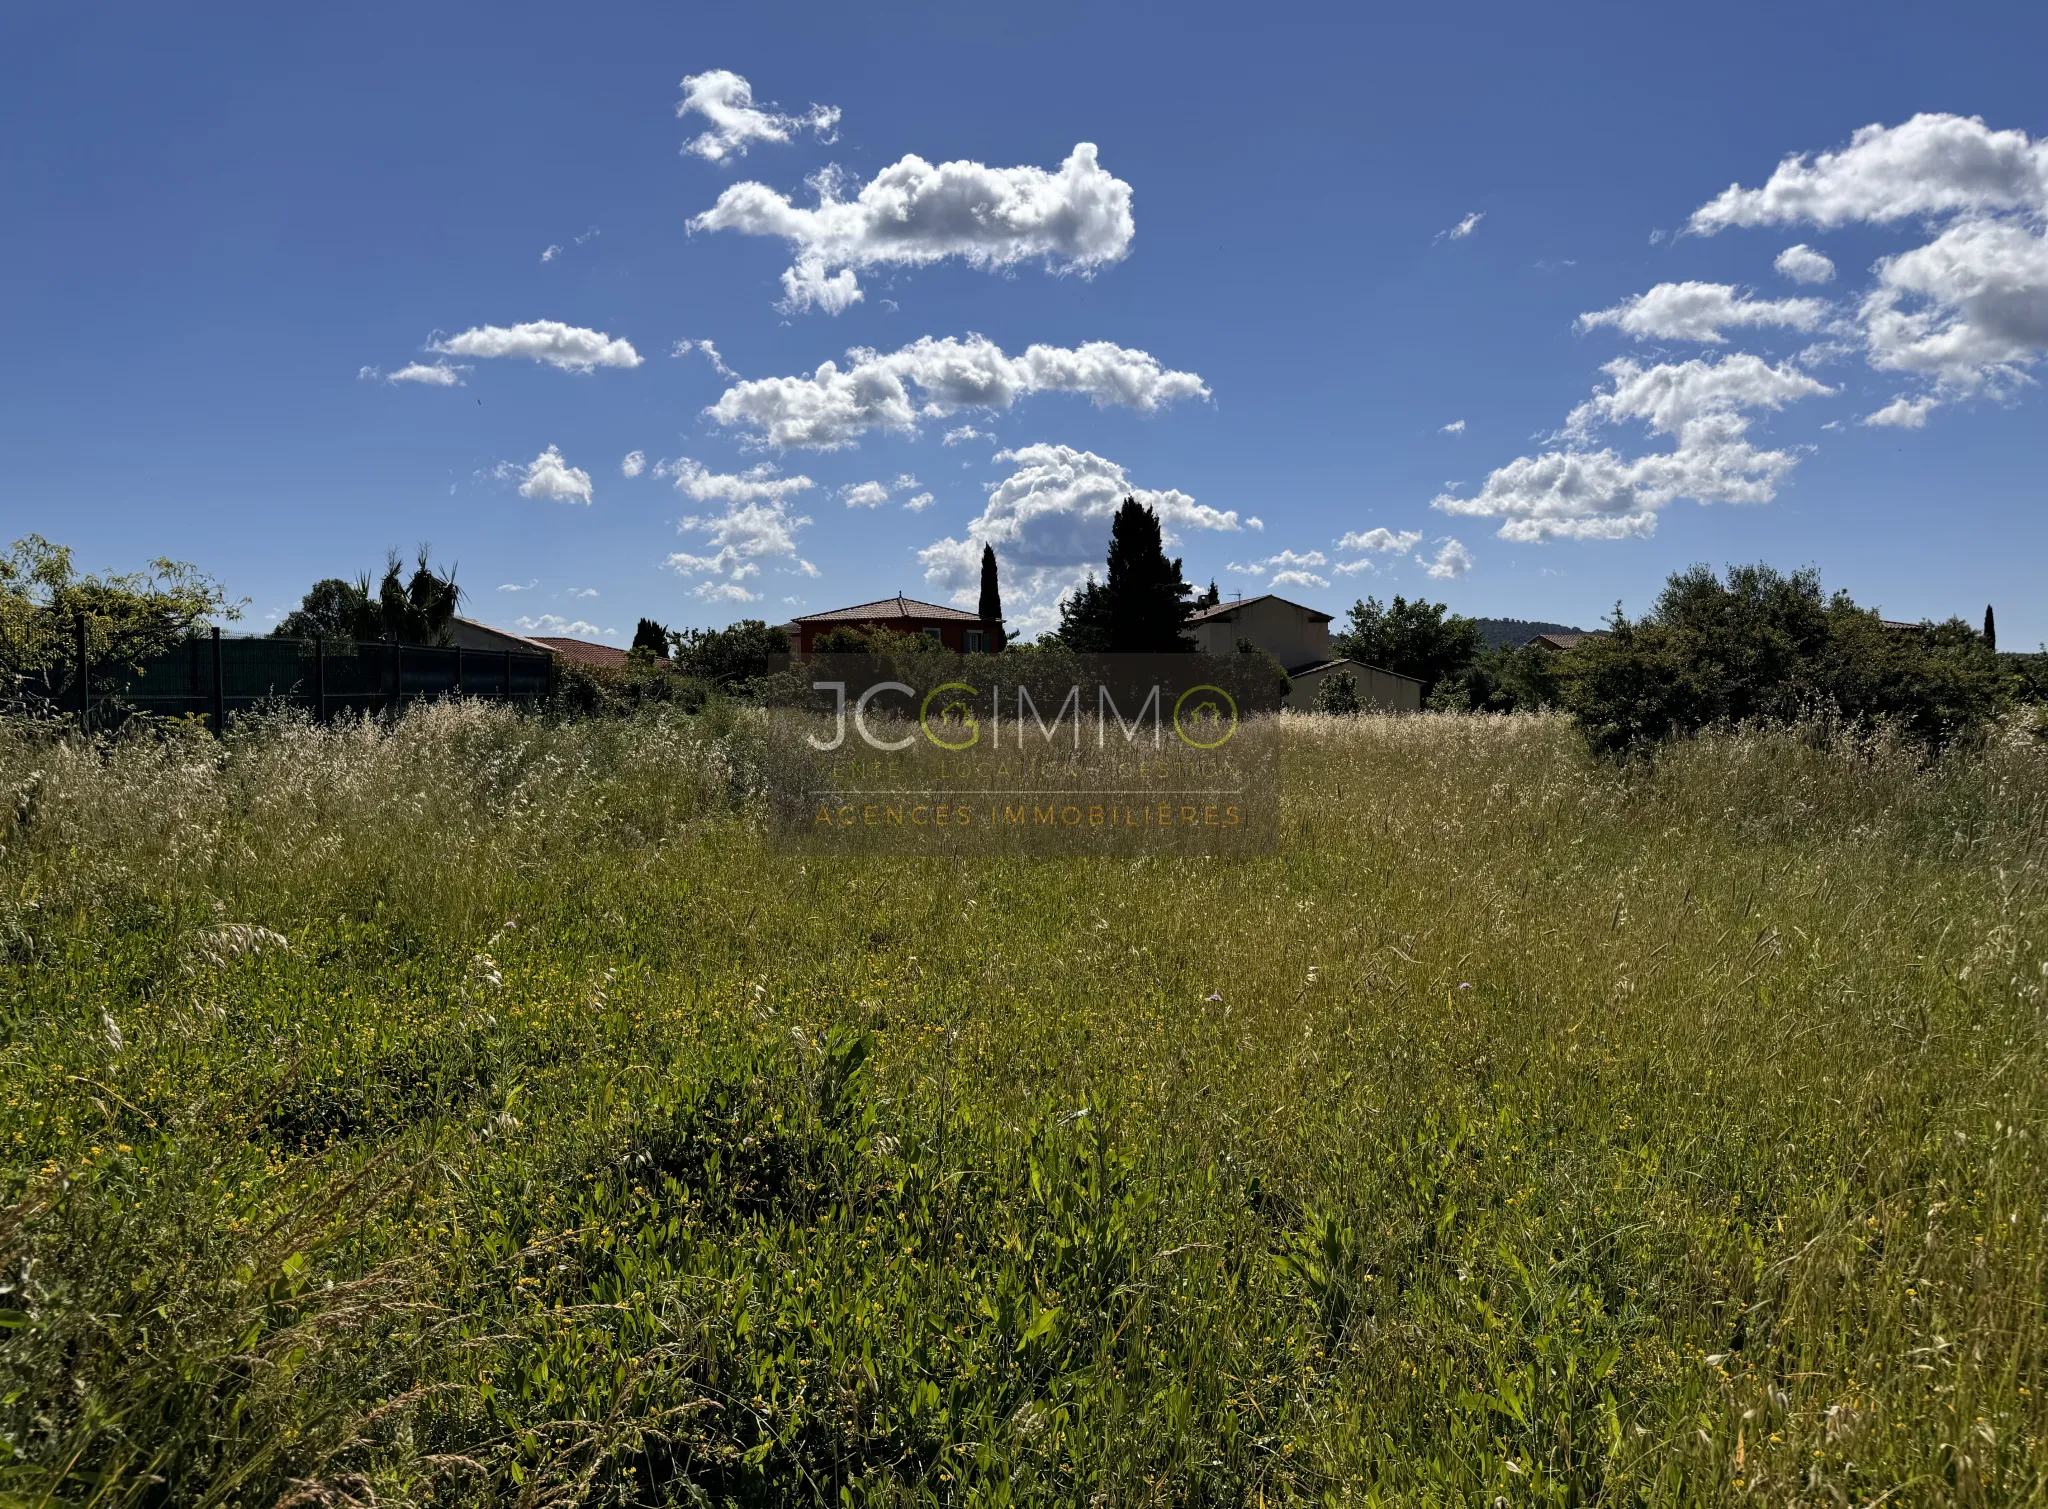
[314,636,327,724]
[74,612,89,731]
[210,626,225,735]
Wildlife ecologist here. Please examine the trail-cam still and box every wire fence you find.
[23,625,554,732]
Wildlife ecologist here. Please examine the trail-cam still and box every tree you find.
[1985,603,1997,652]
[630,618,670,660]
[274,549,460,644]
[1312,669,1360,715]
[1429,641,1565,712]
[1054,498,1195,652]
[1331,595,1482,700]
[1,534,237,701]
[976,545,1007,650]
[1561,562,2009,755]
[1198,580,1221,609]
[669,619,789,687]
[1235,638,1291,703]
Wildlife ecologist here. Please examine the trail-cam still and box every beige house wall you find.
[1284,658,1424,713]
[1190,597,1332,670]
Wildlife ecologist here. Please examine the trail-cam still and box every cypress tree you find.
[978,545,1005,649]
[1984,603,1997,652]
[1102,497,1195,652]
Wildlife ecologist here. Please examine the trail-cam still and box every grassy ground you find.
[3,704,2046,1506]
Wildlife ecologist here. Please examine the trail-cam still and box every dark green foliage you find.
[1469,616,1587,650]
[630,617,670,660]
[276,549,461,646]
[670,619,790,687]
[1198,580,1221,609]
[977,545,1006,650]
[1331,595,1483,700]
[1428,642,1565,712]
[1054,499,1196,653]
[1235,637,1292,703]
[1985,603,1997,652]
[1311,669,1360,715]
[1561,563,2010,755]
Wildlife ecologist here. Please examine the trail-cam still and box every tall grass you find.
[2,703,2045,1505]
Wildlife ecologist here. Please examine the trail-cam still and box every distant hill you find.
[1470,617,1588,649]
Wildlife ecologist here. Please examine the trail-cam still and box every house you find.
[1284,658,1424,713]
[789,595,1001,655]
[1187,593,1423,712]
[448,616,554,654]
[527,637,631,670]
[1529,631,1607,653]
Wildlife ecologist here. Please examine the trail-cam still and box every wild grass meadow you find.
[3,704,2046,1505]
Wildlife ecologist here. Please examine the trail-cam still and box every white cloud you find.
[841,480,891,508]
[1332,558,1377,575]
[620,449,646,478]
[942,425,983,446]
[502,445,595,506]
[1269,570,1328,590]
[360,361,466,386]
[541,245,561,263]
[1440,212,1485,241]
[1577,282,1829,343]
[1775,244,1837,284]
[1689,113,2048,233]
[515,614,611,638]
[917,443,1242,633]
[1434,355,1832,541]
[1864,393,1940,428]
[1336,527,1422,553]
[568,587,599,599]
[677,68,839,163]
[1690,114,2048,413]
[497,579,537,592]
[706,334,1208,449]
[672,338,737,378]
[659,457,815,505]
[1423,539,1473,579]
[902,491,934,512]
[429,320,642,373]
[690,143,1134,313]
[1440,419,1466,434]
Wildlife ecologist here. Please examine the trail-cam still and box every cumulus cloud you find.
[621,450,646,478]
[429,320,642,373]
[515,614,610,638]
[689,143,1134,313]
[659,457,815,505]
[500,445,595,506]
[1423,538,1473,579]
[1228,549,1330,589]
[1689,113,2048,233]
[841,480,891,508]
[1775,244,1837,284]
[677,69,839,163]
[902,491,934,512]
[1433,355,1832,541]
[1577,282,1829,343]
[706,334,1207,449]
[360,361,466,386]
[917,443,1243,633]
[1864,393,1940,428]
[497,579,537,592]
[672,338,737,378]
[942,425,983,446]
[1691,114,2048,413]
[1337,527,1422,553]
[1441,419,1466,434]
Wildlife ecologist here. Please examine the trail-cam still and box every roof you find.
[792,595,985,625]
[1289,656,1425,686]
[530,636,630,669]
[1188,593,1334,625]
[450,616,555,653]
[1530,632,1607,652]
[1878,618,1925,632]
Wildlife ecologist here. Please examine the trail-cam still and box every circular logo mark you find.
[920,682,980,749]
[1172,684,1238,748]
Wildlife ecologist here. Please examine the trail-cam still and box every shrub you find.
[1312,669,1360,715]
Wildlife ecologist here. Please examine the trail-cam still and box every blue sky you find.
[4,0,2044,645]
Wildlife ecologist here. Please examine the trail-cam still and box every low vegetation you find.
[4,703,2046,1504]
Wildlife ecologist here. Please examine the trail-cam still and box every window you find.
[962,630,988,653]
[921,627,944,643]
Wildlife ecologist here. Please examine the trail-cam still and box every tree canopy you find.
[1331,595,1483,700]
[275,550,461,645]
[1053,498,1195,652]
[977,546,1006,650]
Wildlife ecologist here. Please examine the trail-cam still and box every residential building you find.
[788,595,1001,655]
[1187,593,1423,711]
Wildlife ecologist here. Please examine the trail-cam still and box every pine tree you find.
[630,618,670,659]
[1198,580,1221,609]
[1102,497,1195,652]
[1984,603,1997,652]
[977,545,1006,650]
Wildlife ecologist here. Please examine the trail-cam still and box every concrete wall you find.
[1285,658,1423,713]
[1190,597,1332,671]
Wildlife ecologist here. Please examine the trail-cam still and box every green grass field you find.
[4,705,2046,1505]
